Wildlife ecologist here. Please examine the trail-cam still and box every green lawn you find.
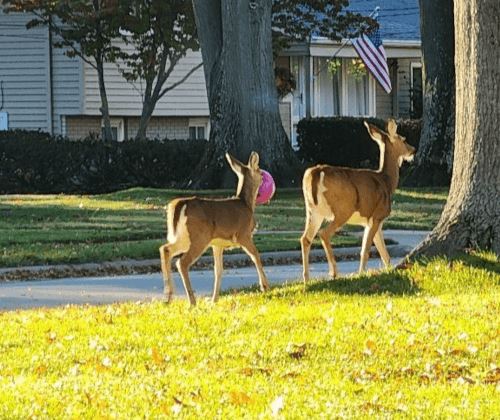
[0,252,498,418]
[0,187,447,268]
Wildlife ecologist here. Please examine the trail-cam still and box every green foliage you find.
[118,0,198,83]
[0,131,206,194]
[3,0,123,67]
[0,256,498,417]
[272,0,376,55]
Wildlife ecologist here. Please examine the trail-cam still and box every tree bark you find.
[406,0,455,187]
[96,55,114,142]
[408,0,500,258]
[190,0,302,188]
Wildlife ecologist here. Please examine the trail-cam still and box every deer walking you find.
[159,152,269,306]
[301,119,416,282]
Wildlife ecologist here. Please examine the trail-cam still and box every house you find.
[279,0,422,146]
[0,1,421,144]
[0,9,209,141]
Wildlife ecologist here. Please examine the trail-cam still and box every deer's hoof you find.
[163,292,173,304]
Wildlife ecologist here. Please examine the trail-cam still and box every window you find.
[410,62,423,118]
[101,118,124,141]
[188,118,208,140]
[346,70,369,116]
[189,126,205,140]
[314,57,342,116]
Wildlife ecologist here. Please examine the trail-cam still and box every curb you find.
[0,244,412,282]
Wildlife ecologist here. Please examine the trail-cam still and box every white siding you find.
[0,11,51,131]
[396,58,414,118]
[83,48,209,117]
[51,42,83,135]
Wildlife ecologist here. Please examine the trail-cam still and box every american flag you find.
[352,23,392,94]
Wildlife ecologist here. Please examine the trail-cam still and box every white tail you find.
[159,151,269,306]
[301,119,416,282]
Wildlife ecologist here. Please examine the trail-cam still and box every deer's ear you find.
[364,121,384,143]
[248,151,260,170]
[386,118,398,140]
[226,153,243,174]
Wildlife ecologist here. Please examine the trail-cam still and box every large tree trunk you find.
[190,0,302,188]
[406,0,455,187]
[408,0,500,258]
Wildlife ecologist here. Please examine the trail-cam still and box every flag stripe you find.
[352,26,392,94]
[353,38,391,92]
[353,41,390,89]
[360,35,390,81]
[352,41,391,92]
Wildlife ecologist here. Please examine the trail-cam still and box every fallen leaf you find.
[286,343,307,359]
[229,390,252,406]
[271,395,284,416]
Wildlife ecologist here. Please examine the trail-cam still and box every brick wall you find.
[65,116,195,140]
[66,116,101,140]
[127,116,190,139]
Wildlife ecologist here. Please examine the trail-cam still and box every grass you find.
[0,187,447,268]
[0,252,498,418]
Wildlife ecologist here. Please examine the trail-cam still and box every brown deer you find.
[301,119,416,282]
[159,151,270,306]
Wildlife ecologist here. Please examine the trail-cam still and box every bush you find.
[297,117,421,170]
[0,130,206,194]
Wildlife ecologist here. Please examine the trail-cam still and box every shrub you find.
[0,130,206,194]
[297,117,421,170]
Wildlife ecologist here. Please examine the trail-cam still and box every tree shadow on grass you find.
[304,270,420,296]
[223,269,419,299]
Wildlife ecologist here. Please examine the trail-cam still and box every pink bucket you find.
[256,170,276,205]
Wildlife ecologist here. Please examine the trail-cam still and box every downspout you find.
[47,17,54,134]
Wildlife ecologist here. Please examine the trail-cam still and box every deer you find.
[159,151,270,306]
[300,119,416,283]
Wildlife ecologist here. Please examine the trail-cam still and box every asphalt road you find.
[0,258,398,310]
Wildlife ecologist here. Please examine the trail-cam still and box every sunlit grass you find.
[0,253,498,418]
[0,187,447,267]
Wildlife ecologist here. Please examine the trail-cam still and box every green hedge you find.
[0,130,206,194]
[297,117,421,170]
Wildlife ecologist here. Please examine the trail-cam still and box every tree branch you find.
[158,62,203,100]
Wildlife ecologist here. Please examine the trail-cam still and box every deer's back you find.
[169,196,255,240]
[304,165,392,222]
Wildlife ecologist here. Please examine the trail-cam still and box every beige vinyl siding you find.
[82,49,208,117]
[0,12,51,131]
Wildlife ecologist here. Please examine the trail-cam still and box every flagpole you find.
[313,6,381,77]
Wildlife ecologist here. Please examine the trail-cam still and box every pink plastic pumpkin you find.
[256,170,276,205]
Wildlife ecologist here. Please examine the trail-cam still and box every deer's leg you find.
[239,237,269,292]
[212,246,224,302]
[318,219,345,279]
[359,220,381,273]
[373,225,391,268]
[159,242,187,303]
[176,241,207,307]
[301,211,323,283]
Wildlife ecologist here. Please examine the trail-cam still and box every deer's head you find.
[226,152,263,208]
[364,119,416,169]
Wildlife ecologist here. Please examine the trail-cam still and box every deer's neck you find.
[380,150,401,193]
[237,182,257,212]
